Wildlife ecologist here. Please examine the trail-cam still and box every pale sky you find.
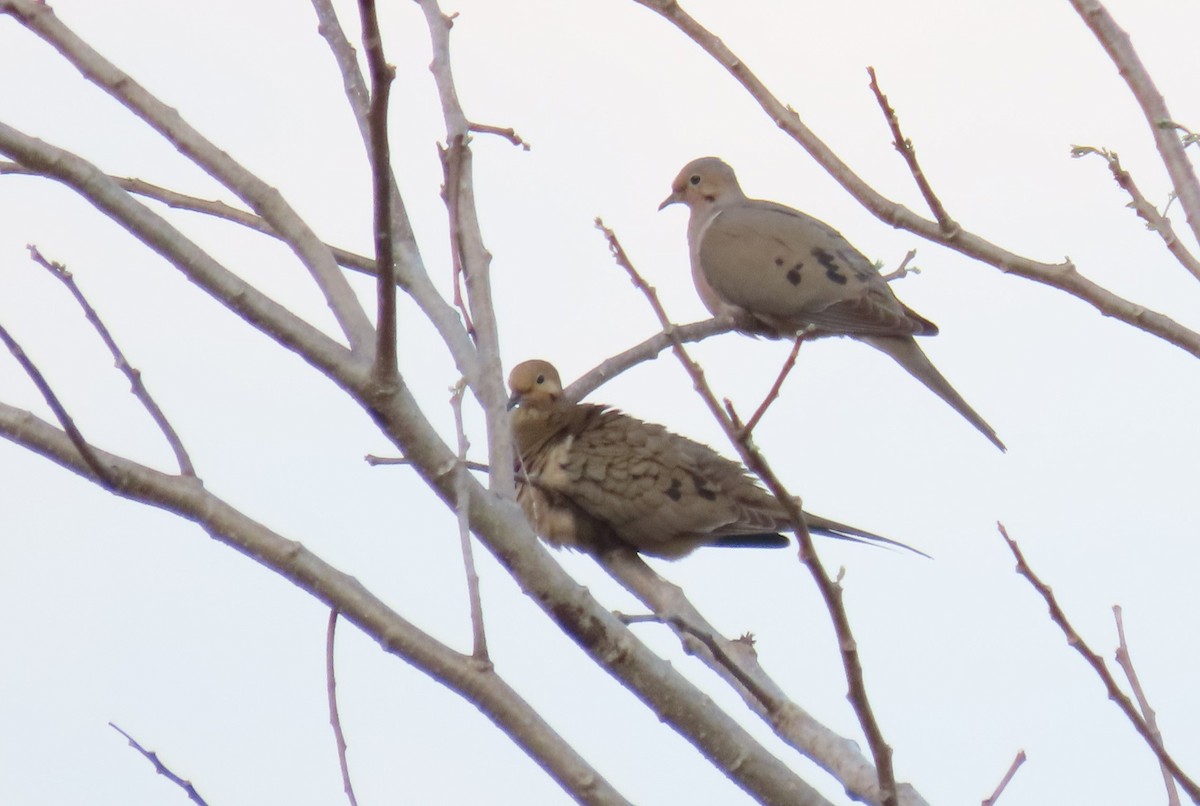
[1,1,1198,804]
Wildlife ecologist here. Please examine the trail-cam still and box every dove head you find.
[658,157,745,211]
[507,360,564,411]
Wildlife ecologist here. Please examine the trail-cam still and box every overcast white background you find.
[1,1,1198,804]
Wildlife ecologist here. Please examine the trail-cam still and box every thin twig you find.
[1068,0,1200,249]
[740,334,805,437]
[0,320,115,488]
[866,67,957,234]
[440,138,477,338]
[468,121,531,150]
[0,164,380,276]
[564,318,735,403]
[450,379,489,661]
[26,245,196,475]
[109,723,209,806]
[357,0,398,380]
[366,453,489,473]
[996,523,1200,800]
[1113,606,1180,806]
[596,217,901,806]
[1071,146,1200,283]
[326,611,359,806]
[880,249,920,283]
[981,750,1026,806]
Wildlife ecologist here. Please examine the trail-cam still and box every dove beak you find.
[506,391,521,411]
[658,192,682,211]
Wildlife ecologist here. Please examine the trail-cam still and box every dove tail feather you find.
[803,513,931,558]
[861,335,1006,452]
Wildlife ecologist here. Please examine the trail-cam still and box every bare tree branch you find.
[0,0,374,353]
[599,548,930,806]
[866,67,957,234]
[109,723,209,806]
[0,320,115,487]
[630,0,1200,359]
[1068,0,1200,248]
[1071,146,1200,283]
[26,245,196,476]
[326,612,360,806]
[997,523,1200,800]
[981,750,1026,806]
[416,0,514,491]
[1113,606,1180,806]
[451,379,489,661]
[357,0,399,381]
[0,402,631,806]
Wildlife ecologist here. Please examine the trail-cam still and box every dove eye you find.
[535,374,545,384]
[689,175,701,185]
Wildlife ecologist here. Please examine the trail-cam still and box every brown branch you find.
[439,138,477,338]
[357,0,398,379]
[596,217,903,806]
[451,379,489,661]
[366,453,489,473]
[981,750,1026,806]
[1071,146,1200,283]
[630,0,1200,360]
[27,245,196,476]
[1068,0,1200,249]
[866,67,957,234]
[468,121,531,150]
[325,611,359,806]
[0,163,380,277]
[1113,606,1180,806]
[564,317,735,403]
[996,523,1200,800]
[109,723,209,806]
[0,320,115,488]
[740,334,805,437]
[0,0,374,352]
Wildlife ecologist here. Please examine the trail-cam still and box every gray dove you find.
[507,359,923,559]
[659,156,1004,452]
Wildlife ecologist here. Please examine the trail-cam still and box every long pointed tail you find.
[861,334,1006,452]
[803,511,930,558]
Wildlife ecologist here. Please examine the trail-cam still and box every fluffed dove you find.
[507,359,922,559]
[659,157,1005,452]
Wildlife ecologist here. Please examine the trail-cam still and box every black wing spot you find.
[812,247,848,285]
[688,472,718,501]
[773,257,785,267]
[786,268,802,286]
[664,478,683,502]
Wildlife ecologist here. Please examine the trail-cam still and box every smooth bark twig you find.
[1113,606,1180,806]
[325,611,360,806]
[981,750,1026,806]
[451,379,489,661]
[740,334,805,437]
[866,67,957,234]
[109,723,209,806]
[0,321,114,488]
[468,121,531,150]
[26,245,195,476]
[357,0,399,379]
[997,523,1200,800]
